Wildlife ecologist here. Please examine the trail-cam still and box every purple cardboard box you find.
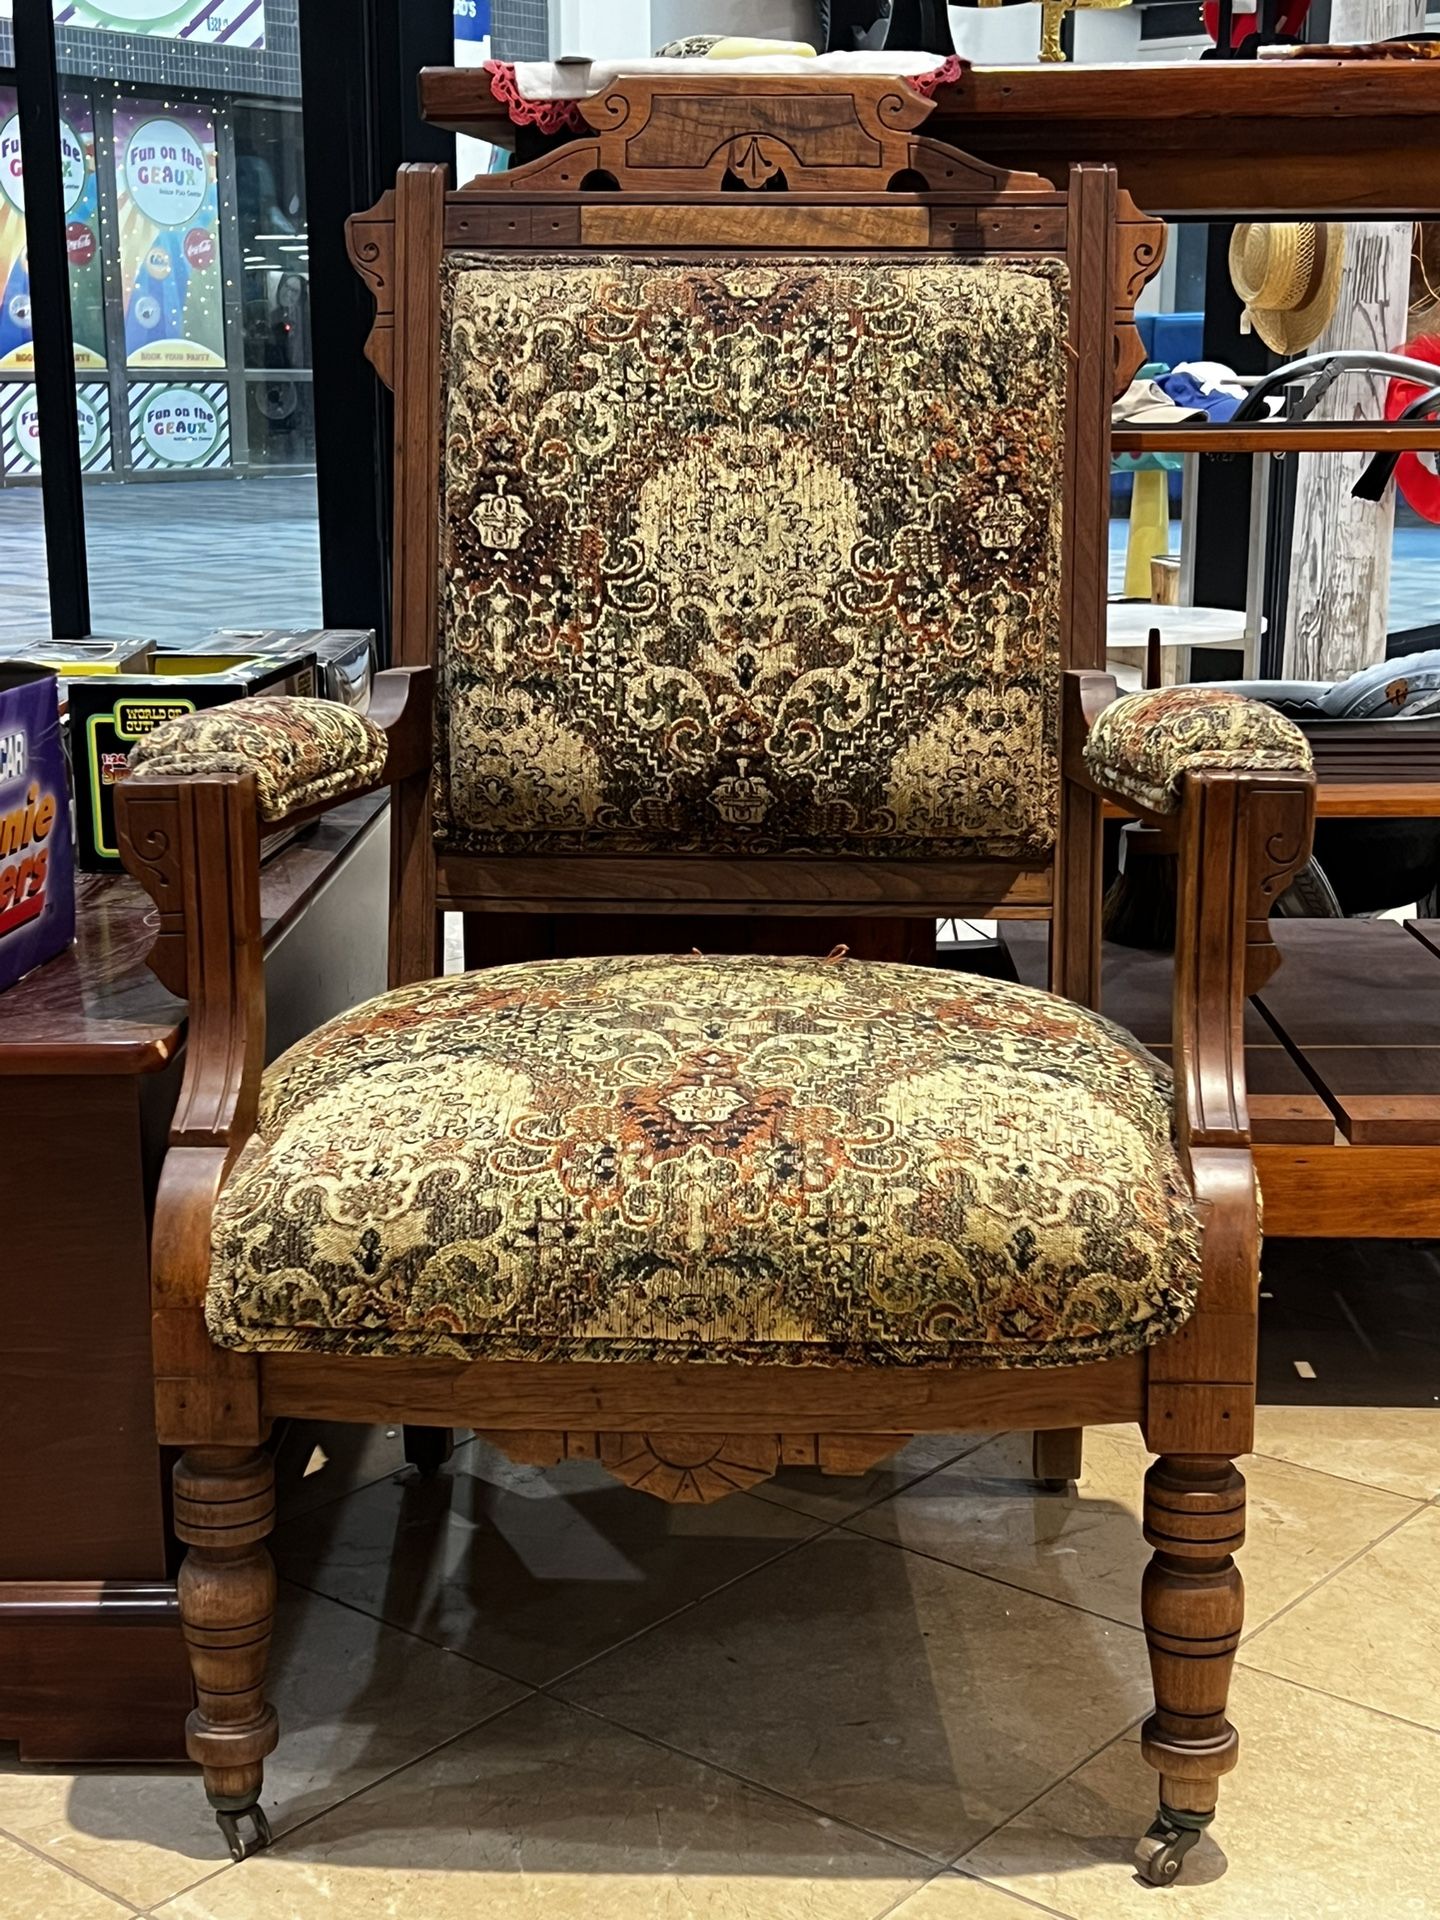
[0,666,75,993]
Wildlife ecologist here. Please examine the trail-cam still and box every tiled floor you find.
[3,1408,1438,1919]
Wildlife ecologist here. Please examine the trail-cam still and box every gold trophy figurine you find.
[1038,0,1133,62]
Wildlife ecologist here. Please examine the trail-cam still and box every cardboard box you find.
[0,636,153,680]
[0,666,75,993]
[173,628,377,711]
[68,650,317,871]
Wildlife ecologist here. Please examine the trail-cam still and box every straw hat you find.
[1228,222,1346,355]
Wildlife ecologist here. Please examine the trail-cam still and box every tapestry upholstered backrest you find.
[350,73,1162,912]
[437,251,1066,863]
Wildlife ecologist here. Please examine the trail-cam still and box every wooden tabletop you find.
[422,60,1440,218]
[1112,424,1440,455]
[0,794,387,1078]
[938,61,1440,216]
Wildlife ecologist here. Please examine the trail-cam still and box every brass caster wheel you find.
[214,1803,272,1864]
[1134,1809,1206,1886]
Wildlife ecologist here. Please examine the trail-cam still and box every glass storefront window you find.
[236,100,307,369]
[114,98,225,373]
[0,81,105,374]
[244,368,313,466]
[40,0,322,635]
[235,99,311,467]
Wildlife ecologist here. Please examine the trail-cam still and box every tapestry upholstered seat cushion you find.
[207,953,1203,1368]
[437,253,1066,861]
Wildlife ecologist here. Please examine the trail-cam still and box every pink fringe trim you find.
[905,54,966,97]
[484,61,587,135]
[483,55,967,137]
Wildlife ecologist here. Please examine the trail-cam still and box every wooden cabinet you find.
[0,798,388,1761]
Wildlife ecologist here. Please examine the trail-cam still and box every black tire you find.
[1274,855,1344,919]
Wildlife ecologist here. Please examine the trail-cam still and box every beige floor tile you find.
[271,1437,821,1686]
[0,1833,133,1919]
[1251,1404,1440,1502]
[751,1435,998,1525]
[877,1871,1075,1919]
[849,1425,1416,1634]
[154,1695,926,1920]
[1243,1502,1440,1728]
[562,1529,1151,1860]
[964,1664,1440,1919]
[0,1583,523,1913]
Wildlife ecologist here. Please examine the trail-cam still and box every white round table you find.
[1106,603,1264,690]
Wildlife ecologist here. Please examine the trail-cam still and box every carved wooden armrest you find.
[123,668,432,829]
[114,666,433,1148]
[1079,684,1313,820]
[1060,671,1316,1155]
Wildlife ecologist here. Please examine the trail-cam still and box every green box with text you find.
[68,651,316,871]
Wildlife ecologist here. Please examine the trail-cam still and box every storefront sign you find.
[9,387,101,468]
[453,0,494,184]
[0,380,110,477]
[0,2,268,50]
[453,0,491,42]
[0,112,86,216]
[137,383,218,462]
[123,116,207,227]
[116,102,224,371]
[129,379,230,469]
[0,88,105,371]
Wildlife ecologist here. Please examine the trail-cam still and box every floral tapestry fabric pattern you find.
[436,254,1067,861]
[127,696,387,822]
[1084,686,1313,816]
[208,953,1202,1368]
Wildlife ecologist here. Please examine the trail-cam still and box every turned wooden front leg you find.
[1140,1455,1245,1823]
[173,1448,279,1813]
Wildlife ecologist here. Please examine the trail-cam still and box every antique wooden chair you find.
[116,74,1315,1885]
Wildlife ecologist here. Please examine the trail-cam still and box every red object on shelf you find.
[1385,334,1440,523]
[1201,0,1312,50]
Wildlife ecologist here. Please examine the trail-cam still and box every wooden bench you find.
[1005,918,1440,1237]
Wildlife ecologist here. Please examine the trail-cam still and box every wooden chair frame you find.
[115,74,1314,1881]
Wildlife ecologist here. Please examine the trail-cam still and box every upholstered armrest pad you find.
[1083,686,1313,815]
[127,696,388,822]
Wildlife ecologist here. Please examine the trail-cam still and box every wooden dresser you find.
[0,796,388,1761]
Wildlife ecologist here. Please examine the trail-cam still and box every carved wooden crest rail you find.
[538,72,1025,194]
[346,72,1164,396]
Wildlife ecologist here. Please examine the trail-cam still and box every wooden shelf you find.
[1107,784,1440,822]
[421,59,1440,218]
[1112,423,1440,455]
[1009,917,1440,1235]
[1314,782,1440,818]
[930,61,1440,216]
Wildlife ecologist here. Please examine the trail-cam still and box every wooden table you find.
[1008,917,1440,1239]
[420,59,1440,219]
[1106,602,1261,687]
[0,797,388,1761]
[929,62,1440,218]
